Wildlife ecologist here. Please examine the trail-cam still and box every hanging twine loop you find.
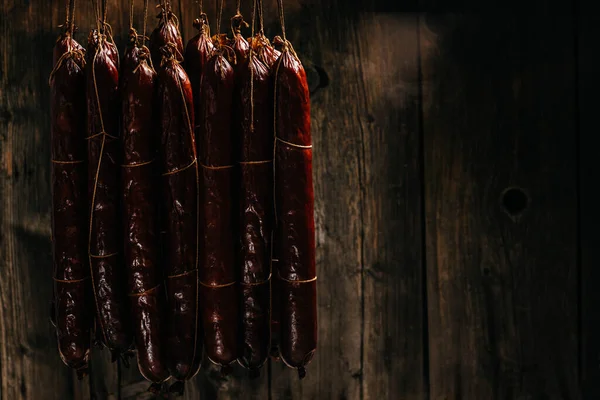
[231,13,248,35]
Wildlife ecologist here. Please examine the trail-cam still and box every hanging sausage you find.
[272,0,317,378]
[87,0,132,361]
[121,0,169,387]
[234,0,273,376]
[157,41,203,393]
[50,0,91,378]
[197,5,239,373]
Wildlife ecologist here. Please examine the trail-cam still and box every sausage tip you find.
[298,367,306,380]
[168,381,185,396]
[75,366,89,380]
[148,382,163,394]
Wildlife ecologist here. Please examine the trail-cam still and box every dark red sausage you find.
[230,14,249,68]
[50,31,91,379]
[121,39,169,383]
[249,33,281,69]
[184,14,214,108]
[198,45,239,369]
[248,33,281,360]
[157,43,202,382]
[273,39,317,378]
[150,4,183,70]
[233,53,272,373]
[86,29,132,356]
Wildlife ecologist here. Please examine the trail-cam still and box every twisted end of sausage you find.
[168,380,185,396]
[75,366,89,380]
[148,382,163,394]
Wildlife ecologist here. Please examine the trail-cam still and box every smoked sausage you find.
[50,29,91,379]
[157,43,202,385]
[121,33,169,383]
[87,28,132,358]
[273,37,317,379]
[198,39,239,370]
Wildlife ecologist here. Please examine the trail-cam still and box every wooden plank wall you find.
[0,0,592,399]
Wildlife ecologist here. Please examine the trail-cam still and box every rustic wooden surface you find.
[420,6,579,399]
[0,0,593,398]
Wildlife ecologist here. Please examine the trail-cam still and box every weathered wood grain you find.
[356,10,425,400]
[578,0,599,398]
[420,9,579,400]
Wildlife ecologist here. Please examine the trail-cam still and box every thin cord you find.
[91,0,100,32]
[249,0,255,132]
[129,0,134,30]
[198,0,203,14]
[275,0,286,41]
[65,0,70,30]
[142,0,149,43]
[236,0,240,14]
[257,0,264,35]
[65,0,76,35]
[102,0,108,27]
[216,0,224,34]
[69,0,76,34]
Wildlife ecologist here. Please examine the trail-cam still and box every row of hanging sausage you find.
[49,0,316,394]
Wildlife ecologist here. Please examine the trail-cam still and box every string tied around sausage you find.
[160,42,184,67]
[199,162,234,170]
[199,280,236,288]
[240,273,272,286]
[156,2,180,28]
[128,284,161,297]
[52,159,84,164]
[121,158,154,168]
[193,13,211,36]
[273,35,298,59]
[133,45,155,73]
[53,276,91,283]
[48,46,86,86]
[86,131,118,141]
[210,34,237,65]
[167,269,197,279]
[275,136,312,149]
[276,274,317,284]
[161,157,197,176]
[231,12,248,36]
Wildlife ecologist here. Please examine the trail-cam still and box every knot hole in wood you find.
[501,187,529,217]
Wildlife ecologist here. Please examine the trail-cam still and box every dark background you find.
[0,0,598,398]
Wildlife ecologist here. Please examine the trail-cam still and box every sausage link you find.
[230,14,250,68]
[121,39,169,383]
[150,4,183,69]
[234,53,272,372]
[157,43,202,382]
[198,49,239,369]
[184,14,214,111]
[50,32,91,378]
[87,29,132,355]
[273,39,317,378]
[249,33,282,359]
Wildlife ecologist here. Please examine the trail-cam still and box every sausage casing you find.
[273,43,317,377]
[51,32,91,378]
[234,54,273,371]
[157,44,202,381]
[87,29,132,354]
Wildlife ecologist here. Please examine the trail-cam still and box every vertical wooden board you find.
[0,0,77,398]
[268,1,363,399]
[420,9,579,400]
[578,0,600,397]
[357,11,425,400]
